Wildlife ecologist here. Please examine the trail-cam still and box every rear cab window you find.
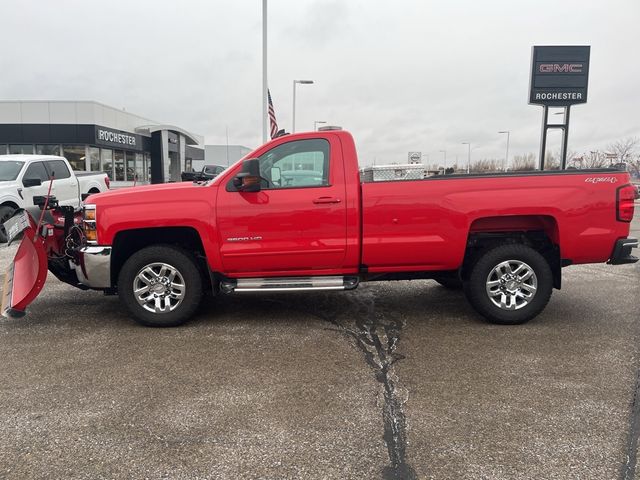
[45,160,71,180]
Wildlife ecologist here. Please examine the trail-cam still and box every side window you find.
[23,161,49,183]
[259,139,330,189]
[45,160,71,180]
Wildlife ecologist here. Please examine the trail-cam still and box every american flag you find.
[268,89,278,139]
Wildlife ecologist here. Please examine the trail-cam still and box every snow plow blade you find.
[1,211,48,318]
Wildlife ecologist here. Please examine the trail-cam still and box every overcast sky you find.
[2,0,639,166]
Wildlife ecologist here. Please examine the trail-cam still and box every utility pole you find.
[498,131,510,171]
[262,0,268,143]
[462,142,471,174]
[439,150,446,173]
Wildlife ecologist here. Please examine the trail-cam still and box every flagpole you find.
[262,0,268,144]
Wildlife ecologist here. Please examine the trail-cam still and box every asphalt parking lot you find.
[1,214,639,480]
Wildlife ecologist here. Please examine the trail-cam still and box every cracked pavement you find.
[0,214,638,479]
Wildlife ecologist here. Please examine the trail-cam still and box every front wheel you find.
[118,245,203,327]
[463,244,553,325]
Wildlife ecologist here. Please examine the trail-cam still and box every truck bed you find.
[361,168,631,272]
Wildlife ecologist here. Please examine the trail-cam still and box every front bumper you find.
[608,238,639,265]
[74,246,112,289]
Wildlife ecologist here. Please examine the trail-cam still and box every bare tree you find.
[567,154,585,169]
[581,150,609,168]
[544,151,560,170]
[607,137,639,177]
[471,158,501,173]
[607,137,638,162]
[511,153,536,171]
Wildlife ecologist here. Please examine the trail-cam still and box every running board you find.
[220,276,359,293]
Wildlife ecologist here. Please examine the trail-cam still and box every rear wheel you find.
[0,205,17,243]
[118,245,203,327]
[463,244,553,325]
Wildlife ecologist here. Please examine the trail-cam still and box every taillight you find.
[104,175,110,189]
[616,184,636,222]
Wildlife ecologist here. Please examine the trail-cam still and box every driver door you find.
[216,137,347,275]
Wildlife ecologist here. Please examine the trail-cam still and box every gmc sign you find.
[538,63,583,73]
[529,46,590,106]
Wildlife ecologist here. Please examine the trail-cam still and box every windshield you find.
[0,161,25,181]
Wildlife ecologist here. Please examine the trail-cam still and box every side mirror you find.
[23,178,42,188]
[234,158,261,192]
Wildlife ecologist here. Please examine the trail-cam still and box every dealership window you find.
[114,150,125,181]
[126,151,135,181]
[88,147,100,171]
[9,145,34,155]
[144,153,150,181]
[63,145,86,171]
[0,145,7,155]
[135,153,144,182]
[36,145,60,156]
[101,149,113,179]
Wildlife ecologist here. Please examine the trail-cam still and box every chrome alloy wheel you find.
[485,259,538,311]
[133,262,186,313]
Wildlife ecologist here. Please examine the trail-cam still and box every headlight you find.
[83,204,97,244]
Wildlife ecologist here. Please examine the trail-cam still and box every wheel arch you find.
[111,227,211,290]
[469,214,560,245]
[1,200,20,210]
[463,215,562,289]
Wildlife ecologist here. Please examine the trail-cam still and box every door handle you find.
[313,197,341,204]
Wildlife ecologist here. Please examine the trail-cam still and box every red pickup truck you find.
[2,130,637,327]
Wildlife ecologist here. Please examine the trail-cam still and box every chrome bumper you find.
[74,246,112,289]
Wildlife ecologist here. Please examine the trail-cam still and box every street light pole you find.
[292,79,314,133]
[262,0,267,144]
[439,150,447,173]
[314,120,327,131]
[462,142,471,173]
[498,131,510,171]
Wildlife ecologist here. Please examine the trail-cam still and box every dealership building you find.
[0,101,204,186]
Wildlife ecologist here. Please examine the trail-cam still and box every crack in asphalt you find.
[620,358,640,480]
[270,292,417,479]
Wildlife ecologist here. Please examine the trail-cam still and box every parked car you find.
[2,130,637,327]
[180,164,226,182]
[0,155,109,242]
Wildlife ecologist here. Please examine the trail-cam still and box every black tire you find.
[434,275,463,290]
[463,244,553,325]
[118,245,203,327]
[0,205,17,243]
